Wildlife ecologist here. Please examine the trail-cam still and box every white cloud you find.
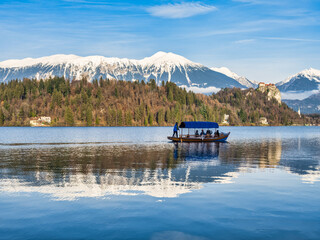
[180,85,220,94]
[146,2,216,19]
[233,0,281,5]
[262,37,320,42]
[234,39,256,44]
[281,90,320,100]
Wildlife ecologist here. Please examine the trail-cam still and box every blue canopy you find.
[179,121,219,129]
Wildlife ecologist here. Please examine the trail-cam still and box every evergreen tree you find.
[148,112,153,126]
[114,87,119,98]
[125,111,132,126]
[157,108,164,125]
[144,116,148,126]
[64,107,74,126]
[117,109,123,126]
[0,108,4,126]
[86,105,93,126]
[95,115,100,126]
[168,88,173,102]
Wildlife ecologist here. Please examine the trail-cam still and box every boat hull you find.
[167,132,230,142]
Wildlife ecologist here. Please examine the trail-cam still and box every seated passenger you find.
[200,129,205,136]
[214,130,219,137]
[206,130,212,137]
[195,130,199,137]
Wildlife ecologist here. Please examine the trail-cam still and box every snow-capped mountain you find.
[276,68,320,92]
[0,52,247,91]
[211,67,257,88]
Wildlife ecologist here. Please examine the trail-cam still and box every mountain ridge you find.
[276,67,320,92]
[1,52,319,101]
[211,67,257,88]
[0,52,246,91]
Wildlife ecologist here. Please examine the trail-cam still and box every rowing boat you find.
[167,121,230,142]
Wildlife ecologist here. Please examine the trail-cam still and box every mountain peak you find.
[211,67,240,79]
[140,51,199,66]
[280,67,320,85]
[299,68,320,77]
[277,67,320,94]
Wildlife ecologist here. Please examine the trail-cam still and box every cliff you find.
[257,82,281,104]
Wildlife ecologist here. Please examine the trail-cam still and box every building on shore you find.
[259,117,268,125]
[30,117,51,127]
[221,114,229,125]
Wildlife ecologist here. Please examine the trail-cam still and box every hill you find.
[0,76,318,127]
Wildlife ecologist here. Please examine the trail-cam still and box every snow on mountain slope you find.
[211,67,257,88]
[276,68,320,92]
[0,52,247,91]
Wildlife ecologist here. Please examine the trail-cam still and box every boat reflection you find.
[173,142,220,161]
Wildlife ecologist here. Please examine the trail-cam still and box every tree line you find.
[0,76,318,126]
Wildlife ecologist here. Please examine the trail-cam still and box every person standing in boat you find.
[172,122,179,137]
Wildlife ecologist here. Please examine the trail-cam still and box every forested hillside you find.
[0,77,317,126]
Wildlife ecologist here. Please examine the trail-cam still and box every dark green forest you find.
[0,77,318,126]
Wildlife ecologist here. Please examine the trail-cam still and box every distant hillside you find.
[0,77,318,127]
[211,88,309,126]
[284,92,320,114]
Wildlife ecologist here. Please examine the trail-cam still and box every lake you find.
[0,126,319,240]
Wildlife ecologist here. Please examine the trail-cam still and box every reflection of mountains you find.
[0,144,233,200]
[0,139,319,200]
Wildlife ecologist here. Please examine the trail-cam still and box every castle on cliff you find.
[257,82,282,104]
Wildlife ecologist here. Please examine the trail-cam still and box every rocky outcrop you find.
[257,82,281,104]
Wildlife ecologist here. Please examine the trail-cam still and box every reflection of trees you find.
[218,138,320,184]
[219,140,282,168]
[0,143,222,184]
[0,137,319,200]
[0,145,180,181]
[0,143,239,200]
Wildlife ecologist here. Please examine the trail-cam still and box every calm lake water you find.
[0,126,319,240]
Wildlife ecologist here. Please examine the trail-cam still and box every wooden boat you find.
[167,121,230,143]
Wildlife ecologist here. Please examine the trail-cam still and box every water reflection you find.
[0,138,319,201]
[218,139,282,168]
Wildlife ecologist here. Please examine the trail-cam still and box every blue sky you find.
[0,0,319,83]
